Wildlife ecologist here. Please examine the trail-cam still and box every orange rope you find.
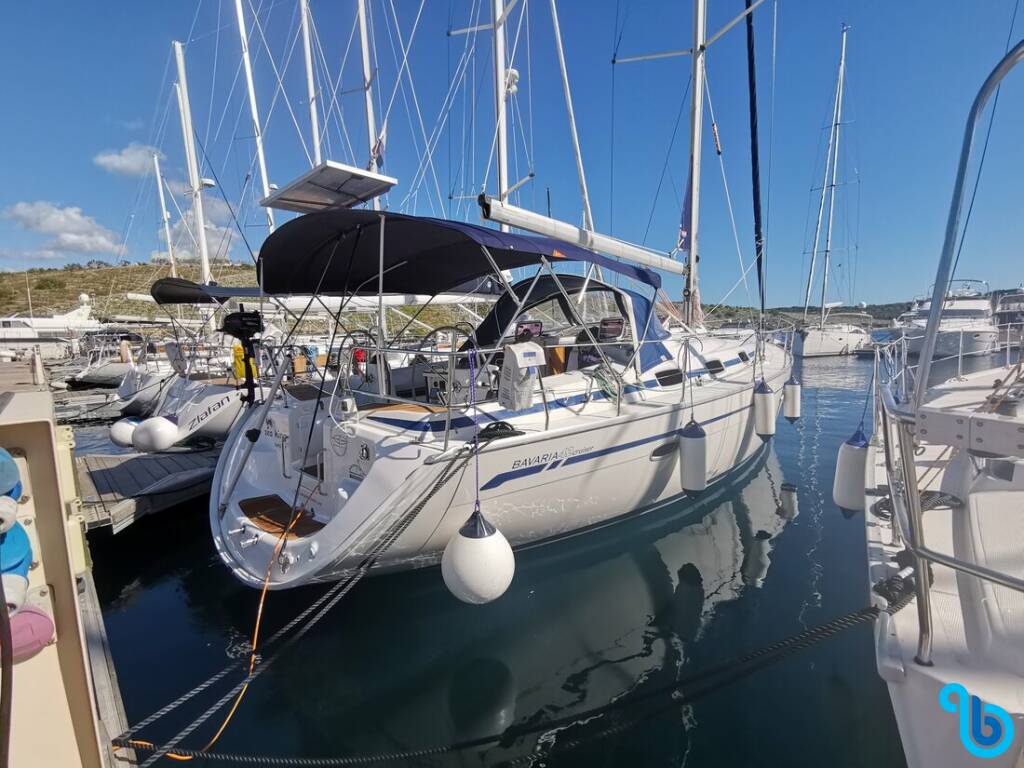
[114,482,320,762]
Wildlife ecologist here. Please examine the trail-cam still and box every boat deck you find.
[867,363,1024,767]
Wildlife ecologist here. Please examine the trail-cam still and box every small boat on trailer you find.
[210,210,795,594]
[843,41,1024,768]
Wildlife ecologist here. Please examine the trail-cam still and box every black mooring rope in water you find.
[116,577,916,766]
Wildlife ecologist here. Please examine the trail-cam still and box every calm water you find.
[89,355,911,767]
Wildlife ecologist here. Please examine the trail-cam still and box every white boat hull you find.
[211,341,792,589]
[133,376,246,451]
[901,327,998,358]
[116,365,176,417]
[794,326,871,358]
[72,360,134,387]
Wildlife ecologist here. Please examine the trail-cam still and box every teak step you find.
[238,494,326,539]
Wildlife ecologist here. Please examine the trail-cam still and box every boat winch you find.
[833,426,869,513]
[753,379,777,440]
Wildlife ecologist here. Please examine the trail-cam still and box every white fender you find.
[783,376,801,422]
[133,416,180,453]
[754,380,776,440]
[442,510,515,604]
[0,496,17,534]
[679,419,707,495]
[780,482,799,521]
[833,426,869,512]
[2,573,27,614]
[742,531,772,588]
[110,417,141,448]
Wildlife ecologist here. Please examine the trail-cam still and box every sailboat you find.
[207,0,795,593]
[794,26,872,359]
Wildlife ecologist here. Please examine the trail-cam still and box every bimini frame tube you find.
[914,38,1024,409]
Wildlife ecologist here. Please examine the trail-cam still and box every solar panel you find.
[260,160,397,213]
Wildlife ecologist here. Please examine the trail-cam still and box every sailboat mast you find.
[819,25,848,330]
[801,28,844,325]
[299,0,322,167]
[492,0,510,232]
[684,0,707,326]
[152,153,178,279]
[357,0,381,213]
[550,0,593,232]
[234,0,275,233]
[173,41,211,287]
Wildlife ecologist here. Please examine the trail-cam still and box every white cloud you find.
[165,178,190,197]
[0,247,62,262]
[4,201,127,256]
[164,182,232,226]
[151,196,235,265]
[203,196,234,226]
[94,142,162,177]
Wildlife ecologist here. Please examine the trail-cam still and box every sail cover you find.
[256,209,661,296]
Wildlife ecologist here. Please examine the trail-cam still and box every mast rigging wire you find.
[641,75,692,246]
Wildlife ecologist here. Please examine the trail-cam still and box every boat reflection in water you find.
[257,446,797,764]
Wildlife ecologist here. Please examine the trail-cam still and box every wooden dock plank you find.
[76,449,220,531]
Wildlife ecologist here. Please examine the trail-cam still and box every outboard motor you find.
[221,308,264,404]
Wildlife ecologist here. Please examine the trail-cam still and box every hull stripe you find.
[480,402,754,490]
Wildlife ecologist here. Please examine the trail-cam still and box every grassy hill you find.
[12,263,997,330]
[0,263,257,321]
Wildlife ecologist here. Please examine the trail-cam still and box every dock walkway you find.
[77,449,219,532]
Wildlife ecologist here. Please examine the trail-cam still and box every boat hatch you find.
[239,495,326,539]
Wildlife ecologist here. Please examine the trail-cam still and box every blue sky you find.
[0,0,1021,307]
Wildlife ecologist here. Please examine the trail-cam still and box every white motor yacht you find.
[994,288,1024,350]
[893,280,999,359]
[0,293,101,359]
